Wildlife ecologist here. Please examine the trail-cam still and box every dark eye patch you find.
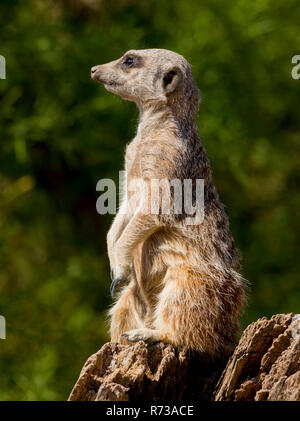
[123,56,134,66]
[122,55,136,68]
[121,54,143,71]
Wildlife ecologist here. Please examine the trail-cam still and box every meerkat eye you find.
[123,56,135,67]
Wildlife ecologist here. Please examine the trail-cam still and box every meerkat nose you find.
[91,66,98,74]
[91,65,101,80]
[91,66,98,76]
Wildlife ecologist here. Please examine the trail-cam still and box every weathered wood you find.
[69,313,300,401]
[215,313,300,401]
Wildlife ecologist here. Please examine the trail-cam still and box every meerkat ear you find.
[162,67,181,96]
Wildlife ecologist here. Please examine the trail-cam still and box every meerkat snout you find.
[91,65,100,79]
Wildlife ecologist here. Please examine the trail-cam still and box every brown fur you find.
[91,49,247,357]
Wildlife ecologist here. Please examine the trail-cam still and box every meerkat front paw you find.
[110,260,133,297]
[122,328,159,343]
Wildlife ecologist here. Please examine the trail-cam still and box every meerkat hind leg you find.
[122,264,224,353]
[110,282,145,344]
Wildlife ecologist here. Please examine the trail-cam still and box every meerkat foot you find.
[122,328,162,344]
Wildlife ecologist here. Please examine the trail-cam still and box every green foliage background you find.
[0,0,299,400]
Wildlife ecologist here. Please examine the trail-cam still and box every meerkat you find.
[91,49,247,358]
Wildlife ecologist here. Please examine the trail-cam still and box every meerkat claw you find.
[110,277,123,297]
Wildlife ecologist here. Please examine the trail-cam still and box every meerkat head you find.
[91,48,200,119]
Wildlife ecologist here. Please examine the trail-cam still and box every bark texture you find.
[215,313,300,401]
[69,313,300,401]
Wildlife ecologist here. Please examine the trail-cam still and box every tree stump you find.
[69,313,300,401]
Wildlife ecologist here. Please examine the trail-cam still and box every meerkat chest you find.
[124,136,149,179]
[126,137,181,178]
